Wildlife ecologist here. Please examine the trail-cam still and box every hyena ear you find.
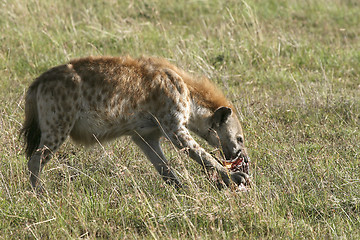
[212,107,232,127]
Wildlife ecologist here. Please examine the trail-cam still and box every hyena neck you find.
[188,102,211,132]
[186,82,233,138]
[187,99,216,139]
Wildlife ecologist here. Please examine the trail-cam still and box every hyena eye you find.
[237,136,244,143]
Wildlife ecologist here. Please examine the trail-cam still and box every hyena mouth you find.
[222,155,250,174]
[210,150,250,175]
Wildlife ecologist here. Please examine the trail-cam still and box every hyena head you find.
[207,107,248,163]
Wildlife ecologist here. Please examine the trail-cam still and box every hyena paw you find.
[230,171,250,186]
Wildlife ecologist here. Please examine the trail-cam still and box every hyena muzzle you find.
[20,56,250,190]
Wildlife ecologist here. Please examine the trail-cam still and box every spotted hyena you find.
[20,56,250,190]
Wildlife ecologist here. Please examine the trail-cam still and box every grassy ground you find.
[1,0,359,239]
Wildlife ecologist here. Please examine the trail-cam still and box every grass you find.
[1,0,359,238]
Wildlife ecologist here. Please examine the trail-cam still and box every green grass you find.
[1,0,359,238]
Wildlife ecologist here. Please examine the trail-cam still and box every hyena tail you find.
[20,84,41,160]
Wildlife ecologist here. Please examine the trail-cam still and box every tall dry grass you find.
[0,0,359,238]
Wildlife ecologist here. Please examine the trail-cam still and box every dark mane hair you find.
[138,56,232,111]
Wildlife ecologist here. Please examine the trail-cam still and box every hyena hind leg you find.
[28,82,78,189]
[28,144,53,189]
[28,131,70,189]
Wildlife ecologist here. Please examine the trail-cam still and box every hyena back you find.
[21,56,249,189]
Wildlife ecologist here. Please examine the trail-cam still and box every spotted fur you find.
[20,56,249,189]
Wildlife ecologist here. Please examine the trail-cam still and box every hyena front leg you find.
[132,130,182,188]
[167,127,248,186]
